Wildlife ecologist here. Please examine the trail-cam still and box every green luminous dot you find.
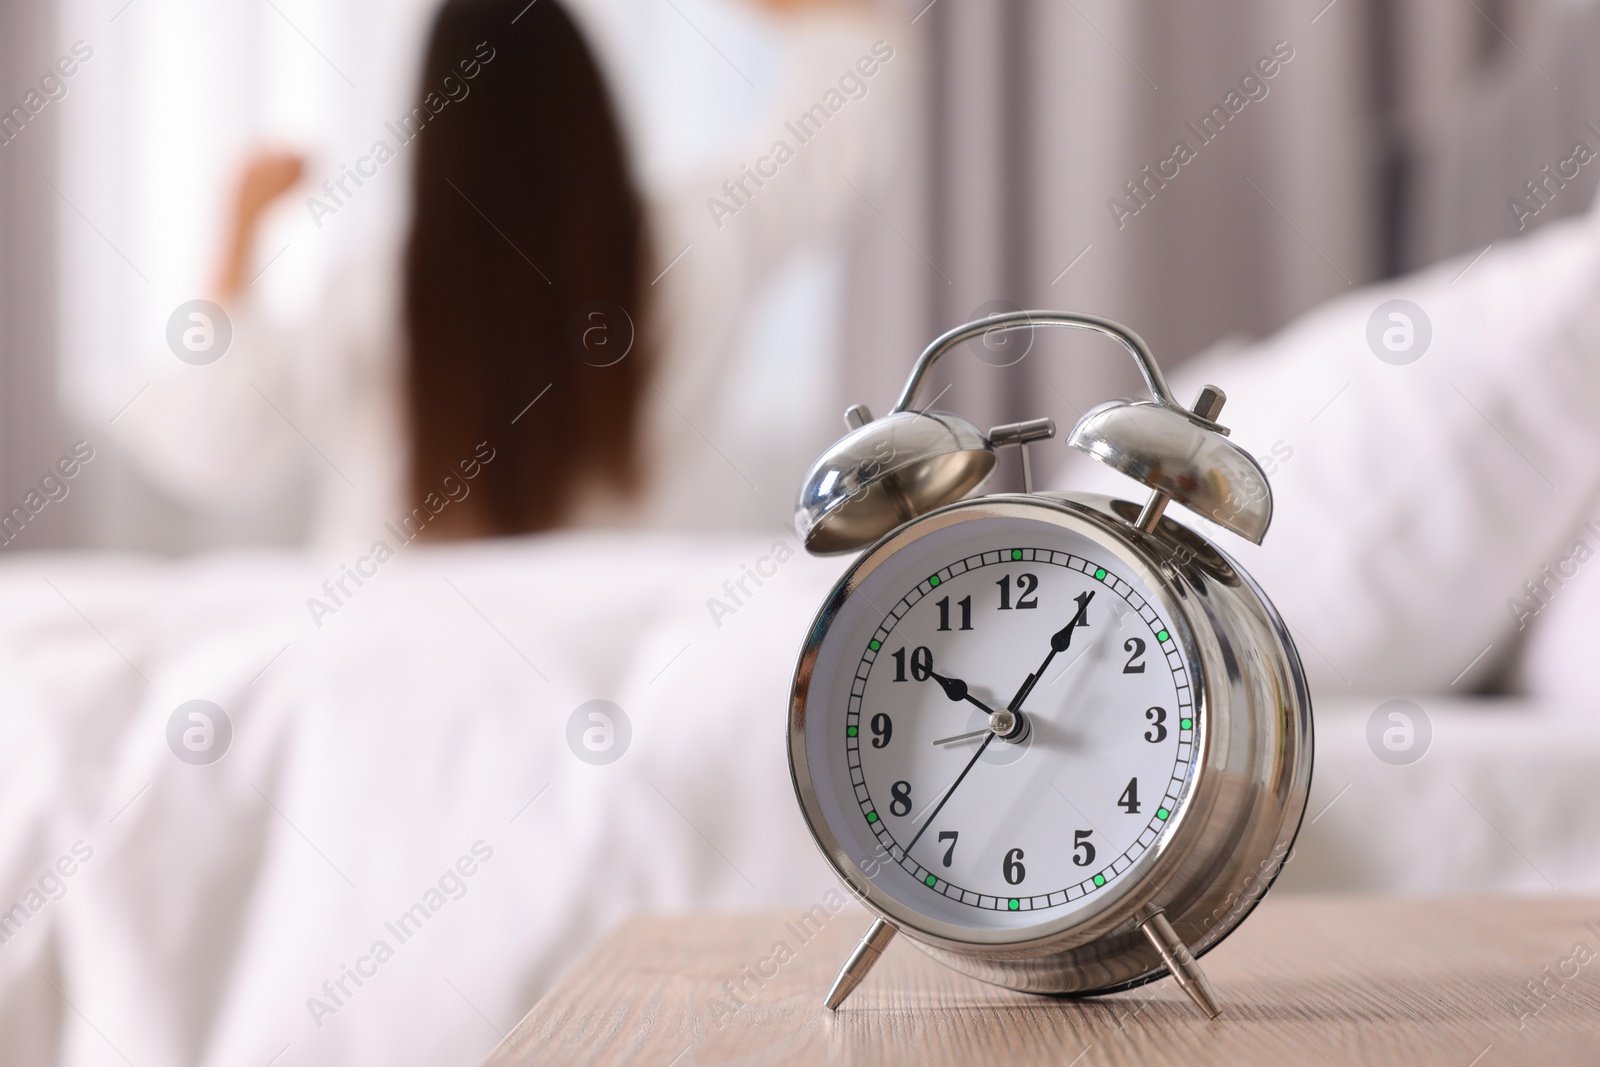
[1157,807,1170,820]
[1156,629,1170,642]
[1181,718,1193,730]
[928,575,941,587]
[1008,898,1020,911]
[1093,874,1106,887]
[847,726,858,737]
[869,639,881,651]
[1094,568,1107,581]
[925,874,938,887]
[866,811,878,823]
[1011,549,1022,561]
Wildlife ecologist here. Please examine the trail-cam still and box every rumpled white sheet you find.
[0,533,1595,1067]
[0,535,847,1066]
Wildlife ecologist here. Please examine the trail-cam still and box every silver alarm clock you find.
[787,310,1312,1017]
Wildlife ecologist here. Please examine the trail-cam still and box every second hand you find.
[903,732,996,858]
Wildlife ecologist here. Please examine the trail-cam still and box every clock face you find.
[794,504,1200,939]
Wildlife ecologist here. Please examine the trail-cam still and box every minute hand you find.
[1007,590,1093,711]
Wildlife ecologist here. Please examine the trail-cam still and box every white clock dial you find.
[801,513,1198,935]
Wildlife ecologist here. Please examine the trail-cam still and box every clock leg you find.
[1139,911,1222,1018]
[823,918,898,1010]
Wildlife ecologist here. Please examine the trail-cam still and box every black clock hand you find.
[1008,590,1094,711]
[903,732,996,858]
[904,597,1088,856]
[902,595,1095,864]
[926,670,998,715]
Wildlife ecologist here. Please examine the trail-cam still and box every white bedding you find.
[0,534,1595,1067]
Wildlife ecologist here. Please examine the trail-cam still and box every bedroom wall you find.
[838,0,1600,497]
[0,0,75,552]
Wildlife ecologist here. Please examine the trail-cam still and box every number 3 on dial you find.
[1145,706,1167,743]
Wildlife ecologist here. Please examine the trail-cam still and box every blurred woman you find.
[119,0,896,547]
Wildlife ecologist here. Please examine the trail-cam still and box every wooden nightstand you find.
[482,896,1600,1066]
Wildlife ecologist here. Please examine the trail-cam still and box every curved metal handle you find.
[889,311,1179,414]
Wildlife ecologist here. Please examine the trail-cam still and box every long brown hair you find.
[404,0,649,537]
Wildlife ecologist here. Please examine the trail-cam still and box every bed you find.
[0,531,1593,1066]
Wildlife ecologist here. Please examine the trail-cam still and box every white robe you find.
[113,8,904,552]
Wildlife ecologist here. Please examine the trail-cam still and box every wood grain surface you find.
[482,896,1600,1066]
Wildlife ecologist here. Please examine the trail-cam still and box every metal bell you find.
[793,310,1276,555]
[1067,387,1274,544]
[793,406,995,555]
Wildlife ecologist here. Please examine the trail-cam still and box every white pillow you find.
[1069,195,1600,699]
[1509,519,1600,709]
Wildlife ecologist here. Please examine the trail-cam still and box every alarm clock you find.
[786,310,1312,1017]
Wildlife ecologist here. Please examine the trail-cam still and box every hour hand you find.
[927,671,996,715]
